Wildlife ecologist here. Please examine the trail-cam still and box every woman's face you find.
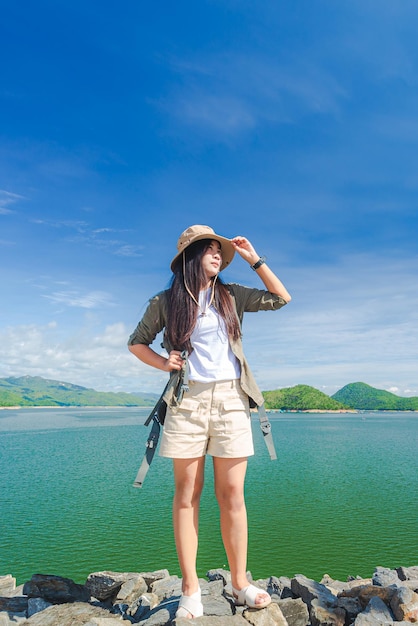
[201,239,222,280]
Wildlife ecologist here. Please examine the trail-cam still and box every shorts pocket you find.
[223,398,249,412]
[173,397,201,413]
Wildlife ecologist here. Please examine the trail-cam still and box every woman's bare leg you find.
[213,456,269,605]
[172,457,205,596]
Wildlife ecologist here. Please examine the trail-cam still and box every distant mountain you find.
[262,384,348,411]
[0,376,158,407]
[332,382,418,410]
[2,376,417,411]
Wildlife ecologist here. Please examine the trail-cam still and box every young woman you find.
[128,225,291,619]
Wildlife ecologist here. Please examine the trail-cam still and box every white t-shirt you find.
[188,289,241,382]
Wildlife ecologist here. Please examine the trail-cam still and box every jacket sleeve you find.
[227,283,287,315]
[127,291,168,346]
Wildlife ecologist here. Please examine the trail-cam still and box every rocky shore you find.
[1,565,418,626]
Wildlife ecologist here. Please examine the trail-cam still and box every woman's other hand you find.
[230,236,259,266]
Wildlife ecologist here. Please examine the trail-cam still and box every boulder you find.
[390,585,418,622]
[27,597,52,617]
[397,567,418,581]
[372,567,402,587]
[267,576,294,600]
[321,575,349,596]
[336,596,362,623]
[201,592,233,617]
[138,569,170,589]
[85,571,129,602]
[310,598,346,626]
[149,574,182,601]
[23,574,90,604]
[277,597,309,626]
[207,568,232,586]
[347,579,373,590]
[0,597,28,613]
[114,573,147,603]
[291,575,337,608]
[21,602,116,625]
[353,596,393,626]
[124,592,159,622]
[338,583,397,609]
[136,596,179,625]
[176,616,249,626]
[84,619,125,625]
[0,576,16,597]
[243,602,288,626]
[208,579,225,596]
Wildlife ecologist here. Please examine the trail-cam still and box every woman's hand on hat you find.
[164,350,184,372]
[230,236,259,266]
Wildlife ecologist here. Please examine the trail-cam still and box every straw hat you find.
[171,225,235,271]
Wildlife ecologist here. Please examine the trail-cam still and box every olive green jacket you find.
[128,283,287,407]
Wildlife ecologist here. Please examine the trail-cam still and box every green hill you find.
[0,376,158,407]
[332,382,418,410]
[263,384,348,411]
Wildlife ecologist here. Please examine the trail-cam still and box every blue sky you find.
[1,0,417,397]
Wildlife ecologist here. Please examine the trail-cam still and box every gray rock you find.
[206,568,232,586]
[114,573,147,603]
[353,596,393,626]
[202,593,233,617]
[126,592,159,621]
[277,597,309,626]
[176,616,249,626]
[268,576,294,600]
[347,579,373,590]
[138,596,178,625]
[338,584,398,610]
[372,567,401,588]
[397,567,418,582]
[23,574,90,604]
[85,571,130,602]
[85,617,121,626]
[390,585,418,622]
[321,575,352,595]
[27,597,52,617]
[0,613,11,626]
[139,569,170,589]
[291,575,337,608]
[310,598,346,626]
[149,575,182,602]
[243,602,288,626]
[336,596,362,622]
[0,577,16,597]
[21,602,116,625]
[0,597,28,613]
[208,579,225,596]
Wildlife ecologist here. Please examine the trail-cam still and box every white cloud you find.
[43,290,115,309]
[162,51,346,139]
[0,321,167,393]
[0,189,24,214]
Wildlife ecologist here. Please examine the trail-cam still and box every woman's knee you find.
[174,473,204,507]
[215,482,245,511]
[173,458,205,506]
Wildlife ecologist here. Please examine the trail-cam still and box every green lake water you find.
[0,408,417,585]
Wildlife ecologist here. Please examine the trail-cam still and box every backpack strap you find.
[133,351,188,488]
[257,403,277,461]
[133,415,161,488]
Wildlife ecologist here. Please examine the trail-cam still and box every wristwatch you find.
[251,256,266,271]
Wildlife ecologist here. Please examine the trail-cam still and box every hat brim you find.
[170,234,235,272]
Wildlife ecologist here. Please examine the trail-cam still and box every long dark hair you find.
[166,239,241,351]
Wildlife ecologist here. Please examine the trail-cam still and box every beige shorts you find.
[159,379,254,459]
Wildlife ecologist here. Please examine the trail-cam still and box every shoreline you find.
[1,565,417,625]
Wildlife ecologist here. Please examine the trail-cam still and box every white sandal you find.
[176,586,204,618]
[232,584,271,609]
